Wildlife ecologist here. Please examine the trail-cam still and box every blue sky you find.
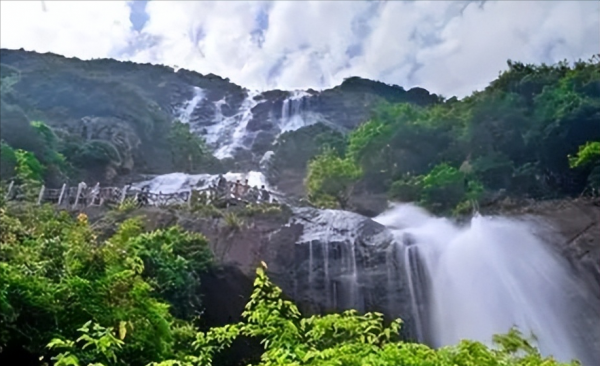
[1,1,598,97]
[129,0,149,31]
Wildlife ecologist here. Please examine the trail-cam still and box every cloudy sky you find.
[1,0,598,97]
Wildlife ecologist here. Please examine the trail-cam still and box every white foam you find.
[133,170,273,194]
[374,203,598,364]
[177,86,205,124]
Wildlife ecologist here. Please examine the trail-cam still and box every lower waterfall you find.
[374,203,600,366]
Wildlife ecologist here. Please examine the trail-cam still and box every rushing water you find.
[374,203,599,365]
[175,87,324,160]
[279,90,320,133]
[177,86,205,124]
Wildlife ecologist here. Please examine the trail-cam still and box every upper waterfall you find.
[177,86,205,124]
[279,90,321,133]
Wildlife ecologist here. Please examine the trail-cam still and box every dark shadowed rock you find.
[107,205,415,336]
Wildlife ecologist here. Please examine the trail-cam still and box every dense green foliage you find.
[1,69,77,183]
[0,141,17,179]
[389,163,484,214]
[0,107,221,185]
[41,264,580,366]
[0,58,227,184]
[569,141,600,192]
[569,142,600,169]
[0,204,212,365]
[167,121,223,174]
[307,57,600,213]
[305,150,362,209]
[272,123,346,171]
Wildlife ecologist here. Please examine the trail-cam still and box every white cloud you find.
[0,0,133,59]
[411,0,600,97]
[1,0,598,97]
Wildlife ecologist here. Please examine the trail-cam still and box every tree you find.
[305,150,362,209]
[0,141,17,180]
[569,141,600,193]
[569,141,600,169]
[167,121,219,173]
[0,205,213,366]
[14,149,44,183]
[311,57,600,208]
[389,163,484,214]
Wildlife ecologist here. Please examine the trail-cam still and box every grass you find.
[223,211,244,231]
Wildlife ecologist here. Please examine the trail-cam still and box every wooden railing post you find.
[4,180,14,201]
[73,183,83,209]
[57,183,67,206]
[120,185,128,204]
[36,185,46,205]
[89,182,100,206]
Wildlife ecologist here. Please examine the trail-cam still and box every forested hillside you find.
[0,48,440,187]
[0,59,223,186]
[303,57,600,214]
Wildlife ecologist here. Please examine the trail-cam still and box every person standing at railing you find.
[259,185,270,203]
[232,179,243,199]
[241,179,250,199]
[247,185,259,203]
[137,186,149,207]
[216,175,228,201]
[78,181,88,206]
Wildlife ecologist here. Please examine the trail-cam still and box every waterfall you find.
[279,91,320,133]
[129,165,599,365]
[177,86,205,124]
[177,89,264,159]
[295,209,370,311]
[374,203,600,365]
[208,90,263,159]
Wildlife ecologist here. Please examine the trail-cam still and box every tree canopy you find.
[39,261,582,366]
[306,56,600,213]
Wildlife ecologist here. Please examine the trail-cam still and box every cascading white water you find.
[279,91,321,133]
[374,203,598,365]
[177,86,205,123]
[176,87,330,161]
[295,209,363,310]
[176,88,264,159]
[134,171,274,194]
[212,90,263,158]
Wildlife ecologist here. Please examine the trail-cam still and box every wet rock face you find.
[283,208,414,333]
[280,209,395,311]
[132,206,415,333]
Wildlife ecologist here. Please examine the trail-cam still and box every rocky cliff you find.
[85,203,416,337]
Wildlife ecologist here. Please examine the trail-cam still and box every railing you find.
[3,180,294,209]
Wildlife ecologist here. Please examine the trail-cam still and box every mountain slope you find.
[0,48,440,183]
